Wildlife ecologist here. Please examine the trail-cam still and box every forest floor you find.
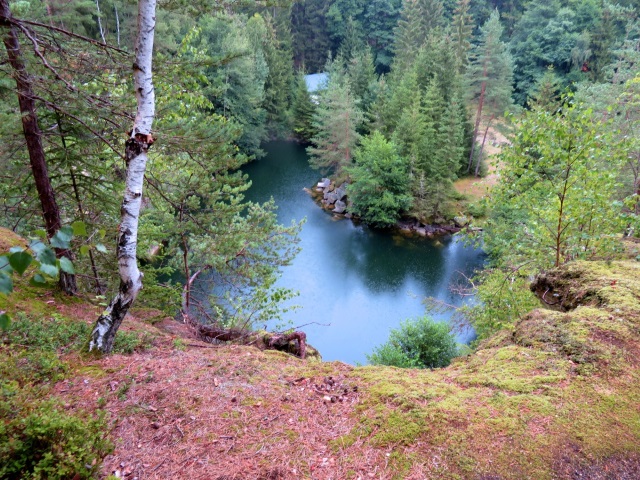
[2,228,640,479]
[453,126,510,203]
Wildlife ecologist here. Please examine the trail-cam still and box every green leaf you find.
[9,251,33,275]
[29,239,47,255]
[0,272,13,294]
[36,246,57,266]
[95,243,108,254]
[71,221,87,236]
[59,257,75,274]
[30,273,47,285]
[34,229,47,239]
[80,245,91,256]
[98,229,106,240]
[0,313,10,331]
[0,255,13,273]
[50,232,70,249]
[39,263,59,277]
[59,225,74,239]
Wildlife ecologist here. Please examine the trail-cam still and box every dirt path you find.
[453,126,510,202]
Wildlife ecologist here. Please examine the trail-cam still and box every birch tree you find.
[90,0,156,353]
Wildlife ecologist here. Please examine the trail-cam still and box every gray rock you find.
[333,200,347,213]
[453,216,469,228]
[326,192,339,204]
[317,178,331,189]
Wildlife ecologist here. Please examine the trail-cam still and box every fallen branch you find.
[193,323,310,360]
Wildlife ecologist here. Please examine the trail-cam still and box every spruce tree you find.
[291,72,317,143]
[451,0,474,73]
[262,13,295,137]
[466,9,513,176]
[307,77,363,174]
[346,132,412,227]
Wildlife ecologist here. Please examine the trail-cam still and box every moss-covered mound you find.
[345,261,640,478]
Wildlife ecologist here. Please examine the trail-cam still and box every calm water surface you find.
[242,141,485,364]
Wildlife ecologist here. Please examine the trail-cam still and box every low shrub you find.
[0,386,112,480]
[367,316,459,369]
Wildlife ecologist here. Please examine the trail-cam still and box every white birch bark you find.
[90,0,156,353]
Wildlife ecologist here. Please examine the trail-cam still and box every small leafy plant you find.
[0,222,108,330]
[367,316,460,369]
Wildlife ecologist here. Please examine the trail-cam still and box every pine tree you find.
[307,78,363,173]
[362,0,402,72]
[291,72,317,142]
[346,131,412,227]
[393,0,424,71]
[528,66,561,111]
[380,68,419,135]
[393,0,443,72]
[291,0,332,72]
[262,12,295,137]
[466,9,513,176]
[451,0,473,73]
[346,47,377,111]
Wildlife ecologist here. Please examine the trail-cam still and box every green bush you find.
[367,316,459,369]
[466,201,487,219]
[0,393,112,479]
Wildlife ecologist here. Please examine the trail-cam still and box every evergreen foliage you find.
[291,72,318,142]
[307,66,363,173]
[346,131,412,226]
[466,9,514,176]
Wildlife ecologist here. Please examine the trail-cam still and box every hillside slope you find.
[1,228,639,479]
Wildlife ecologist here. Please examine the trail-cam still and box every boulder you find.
[333,200,347,214]
[454,216,470,228]
[317,178,331,189]
[326,191,340,205]
[334,183,348,200]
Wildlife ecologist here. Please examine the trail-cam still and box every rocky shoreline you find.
[307,177,481,238]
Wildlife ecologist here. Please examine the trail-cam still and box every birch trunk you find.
[0,0,77,295]
[90,0,156,353]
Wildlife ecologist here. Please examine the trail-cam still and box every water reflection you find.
[241,141,485,364]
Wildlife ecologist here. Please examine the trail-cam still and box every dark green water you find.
[242,141,485,364]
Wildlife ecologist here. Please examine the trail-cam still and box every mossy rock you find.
[530,261,640,314]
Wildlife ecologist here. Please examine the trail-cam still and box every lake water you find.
[242,141,485,365]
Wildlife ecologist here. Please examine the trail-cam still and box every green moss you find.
[388,451,415,479]
[371,410,424,446]
[455,346,571,393]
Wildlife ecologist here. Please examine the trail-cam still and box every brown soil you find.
[454,126,510,202]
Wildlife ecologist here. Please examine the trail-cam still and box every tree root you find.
[193,323,310,360]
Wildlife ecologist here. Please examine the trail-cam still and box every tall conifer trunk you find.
[0,0,77,294]
[90,0,156,353]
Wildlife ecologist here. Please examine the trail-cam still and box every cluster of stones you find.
[312,178,481,237]
[316,178,351,216]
